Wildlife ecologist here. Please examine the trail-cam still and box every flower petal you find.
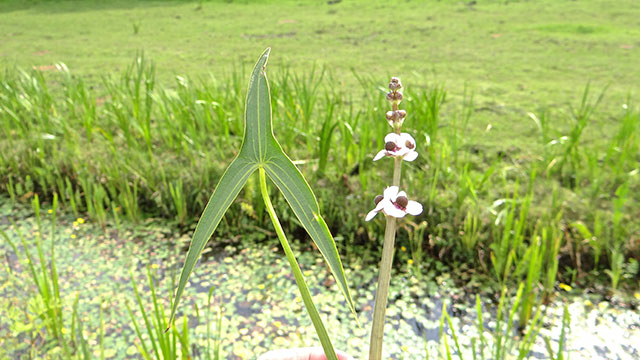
[393,148,411,157]
[384,132,401,144]
[383,202,406,218]
[399,133,416,146]
[397,191,407,198]
[373,150,387,161]
[374,199,387,212]
[383,186,399,200]
[405,200,423,216]
[365,209,380,221]
[403,151,418,162]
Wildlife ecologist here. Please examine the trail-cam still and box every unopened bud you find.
[374,195,384,205]
[397,110,406,119]
[389,77,402,91]
[386,91,403,102]
[386,111,396,121]
[396,196,409,208]
[386,92,394,102]
[385,141,396,151]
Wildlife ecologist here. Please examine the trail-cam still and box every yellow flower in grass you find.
[559,283,572,292]
[266,273,273,280]
[407,259,414,265]
[401,246,406,252]
[257,284,265,290]
[47,209,53,214]
[634,292,640,300]
[76,217,85,224]
[70,234,76,239]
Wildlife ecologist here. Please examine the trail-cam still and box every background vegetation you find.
[1,0,639,358]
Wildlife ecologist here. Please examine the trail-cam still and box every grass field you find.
[2,0,639,281]
[1,1,639,357]
[2,0,639,116]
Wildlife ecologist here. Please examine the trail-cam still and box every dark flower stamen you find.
[385,141,397,151]
[395,196,408,209]
[374,195,384,205]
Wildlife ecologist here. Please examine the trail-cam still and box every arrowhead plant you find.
[168,48,356,360]
[368,76,423,360]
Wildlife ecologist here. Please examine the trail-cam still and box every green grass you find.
[1,3,639,355]
[2,0,639,158]
[3,52,638,292]
[1,0,639,299]
[1,0,639,112]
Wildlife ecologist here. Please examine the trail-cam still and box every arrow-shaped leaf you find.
[168,48,357,354]
[264,152,356,315]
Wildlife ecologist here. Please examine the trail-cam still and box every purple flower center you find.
[385,141,398,152]
[395,196,409,210]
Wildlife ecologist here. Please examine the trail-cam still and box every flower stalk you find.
[368,77,422,360]
[369,156,402,360]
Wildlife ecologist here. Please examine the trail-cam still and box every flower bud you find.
[386,92,394,102]
[374,195,384,205]
[385,111,396,121]
[397,110,406,119]
[386,91,403,102]
[396,196,409,208]
[389,77,402,91]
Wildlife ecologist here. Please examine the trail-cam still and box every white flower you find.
[365,186,423,221]
[373,133,418,162]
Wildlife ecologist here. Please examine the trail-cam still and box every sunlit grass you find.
[1,55,638,296]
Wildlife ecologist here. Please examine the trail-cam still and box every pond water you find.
[1,205,638,359]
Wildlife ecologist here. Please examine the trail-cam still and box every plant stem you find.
[369,156,403,360]
[258,168,338,360]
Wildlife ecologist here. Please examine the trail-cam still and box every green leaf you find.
[169,48,357,336]
[168,156,257,325]
[240,48,273,163]
[265,152,356,315]
[259,167,338,360]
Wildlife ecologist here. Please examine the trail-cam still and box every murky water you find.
[1,209,638,359]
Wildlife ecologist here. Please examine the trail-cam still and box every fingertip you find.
[335,350,355,360]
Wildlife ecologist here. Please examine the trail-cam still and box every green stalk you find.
[258,167,338,360]
[369,156,402,360]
